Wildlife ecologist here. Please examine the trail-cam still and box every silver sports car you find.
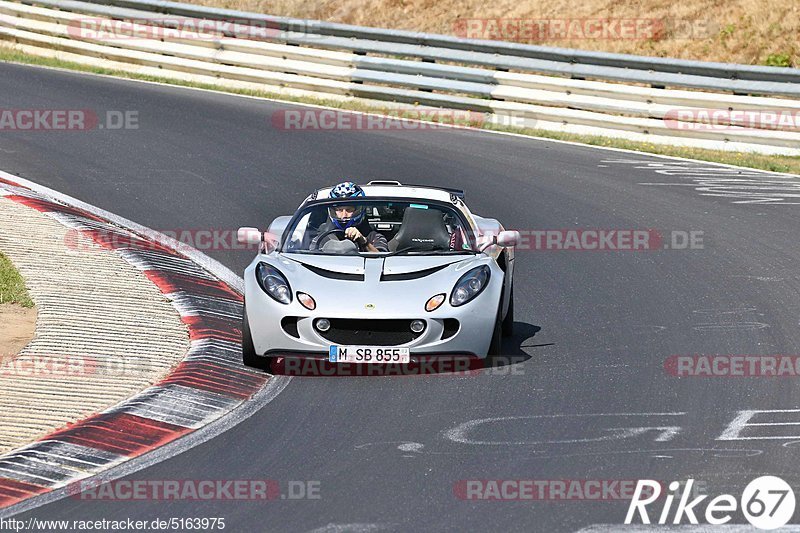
[237,181,519,369]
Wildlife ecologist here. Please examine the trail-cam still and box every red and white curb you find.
[0,173,275,510]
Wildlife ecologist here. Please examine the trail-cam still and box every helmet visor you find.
[328,204,365,226]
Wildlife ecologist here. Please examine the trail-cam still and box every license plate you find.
[329,345,410,364]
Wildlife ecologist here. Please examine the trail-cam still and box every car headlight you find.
[450,265,490,306]
[256,262,292,304]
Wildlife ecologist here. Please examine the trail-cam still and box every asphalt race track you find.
[3,61,800,531]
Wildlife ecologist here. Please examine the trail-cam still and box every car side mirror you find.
[479,230,520,251]
[238,227,262,245]
[496,230,520,248]
[238,227,278,253]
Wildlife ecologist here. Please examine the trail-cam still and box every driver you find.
[314,182,388,252]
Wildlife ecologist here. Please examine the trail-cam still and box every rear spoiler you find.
[364,180,465,200]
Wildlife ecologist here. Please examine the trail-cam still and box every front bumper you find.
[244,266,502,359]
[249,311,493,359]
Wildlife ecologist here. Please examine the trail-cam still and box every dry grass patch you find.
[183,0,798,66]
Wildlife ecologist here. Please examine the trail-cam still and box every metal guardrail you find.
[1,0,799,155]
[87,0,800,85]
[16,0,800,96]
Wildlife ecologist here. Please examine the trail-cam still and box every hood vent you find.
[302,263,364,281]
[380,264,449,281]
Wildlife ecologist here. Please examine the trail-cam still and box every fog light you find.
[297,292,316,310]
[425,293,446,312]
[315,318,331,332]
[410,319,425,333]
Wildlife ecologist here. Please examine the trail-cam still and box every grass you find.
[183,0,799,67]
[1,46,799,176]
[0,252,34,308]
[765,53,792,67]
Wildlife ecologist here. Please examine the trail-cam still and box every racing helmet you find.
[328,181,366,229]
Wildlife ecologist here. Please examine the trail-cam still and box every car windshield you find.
[281,200,476,256]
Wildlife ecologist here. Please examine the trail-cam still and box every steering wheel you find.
[310,229,346,250]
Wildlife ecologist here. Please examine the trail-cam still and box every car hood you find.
[259,253,494,317]
[281,253,468,276]
[281,253,367,275]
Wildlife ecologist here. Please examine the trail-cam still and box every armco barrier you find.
[0,0,799,154]
[69,0,800,87]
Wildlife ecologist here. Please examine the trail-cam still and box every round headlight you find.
[315,318,331,332]
[410,320,425,333]
[451,287,470,306]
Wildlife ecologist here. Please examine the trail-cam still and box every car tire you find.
[242,304,271,371]
[487,304,503,362]
[502,284,514,337]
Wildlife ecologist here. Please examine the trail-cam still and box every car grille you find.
[318,319,422,346]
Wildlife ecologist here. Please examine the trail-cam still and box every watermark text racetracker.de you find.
[270,355,526,377]
[270,108,526,131]
[67,479,321,501]
[63,228,704,253]
[665,109,800,131]
[454,479,661,501]
[665,355,800,377]
[67,16,321,42]
[452,18,718,42]
[0,353,165,378]
[63,227,260,253]
[0,109,139,131]
[512,229,704,251]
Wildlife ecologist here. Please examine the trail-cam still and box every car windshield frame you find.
[277,197,478,256]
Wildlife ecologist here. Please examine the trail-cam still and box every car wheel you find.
[502,284,514,337]
[487,304,503,362]
[242,304,271,371]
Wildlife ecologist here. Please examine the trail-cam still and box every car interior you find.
[295,202,470,254]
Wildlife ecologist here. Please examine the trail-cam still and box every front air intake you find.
[317,319,422,346]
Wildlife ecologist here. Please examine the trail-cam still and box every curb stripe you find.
[121,250,217,280]
[6,442,124,470]
[75,228,181,257]
[44,413,192,457]
[143,271,242,301]
[182,315,242,343]
[7,195,104,222]
[168,293,243,320]
[106,385,241,429]
[47,211,168,246]
[0,479,49,506]
[0,176,271,509]
[184,339,246,368]
[158,365,265,399]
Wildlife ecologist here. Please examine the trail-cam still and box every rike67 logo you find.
[626,476,796,530]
